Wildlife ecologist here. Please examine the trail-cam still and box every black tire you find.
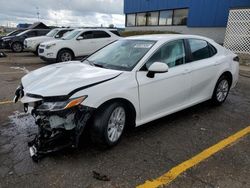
[33,45,39,56]
[211,75,231,106]
[57,49,73,62]
[90,102,127,147]
[11,42,23,53]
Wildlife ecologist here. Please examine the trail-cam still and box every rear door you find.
[186,39,219,103]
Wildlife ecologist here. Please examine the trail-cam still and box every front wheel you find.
[211,75,230,105]
[11,42,23,53]
[57,49,73,62]
[91,102,126,147]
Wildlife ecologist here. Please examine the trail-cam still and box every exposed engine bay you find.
[14,85,94,162]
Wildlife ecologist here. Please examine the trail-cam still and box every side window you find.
[188,39,211,61]
[146,40,186,69]
[38,30,48,36]
[208,43,217,56]
[110,30,120,36]
[81,31,94,39]
[93,31,111,38]
[57,30,70,38]
[27,31,37,37]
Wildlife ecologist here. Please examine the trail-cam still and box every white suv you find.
[24,28,73,55]
[38,29,121,62]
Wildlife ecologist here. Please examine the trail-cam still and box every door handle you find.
[214,61,220,66]
[182,69,191,75]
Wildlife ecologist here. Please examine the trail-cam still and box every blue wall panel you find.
[124,0,250,27]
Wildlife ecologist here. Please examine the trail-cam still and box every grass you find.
[120,30,178,37]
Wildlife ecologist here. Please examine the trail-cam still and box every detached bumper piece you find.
[28,105,94,162]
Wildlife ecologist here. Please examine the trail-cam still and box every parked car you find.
[0,29,27,48]
[24,28,73,55]
[38,28,120,62]
[14,34,239,160]
[2,29,50,52]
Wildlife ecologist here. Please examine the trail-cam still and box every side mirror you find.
[76,36,84,40]
[55,34,60,38]
[147,62,169,78]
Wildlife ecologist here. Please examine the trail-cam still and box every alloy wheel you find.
[216,79,229,102]
[107,106,126,143]
[61,52,72,62]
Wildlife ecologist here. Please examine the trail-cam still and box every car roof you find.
[53,28,74,30]
[72,28,117,32]
[125,34,214,43]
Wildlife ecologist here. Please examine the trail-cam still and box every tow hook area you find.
[28,105,94,162]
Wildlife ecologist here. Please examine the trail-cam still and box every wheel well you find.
[97,98,136,128]
[12,41,22,46]
[57,48,75,59]
[221,71,233,87]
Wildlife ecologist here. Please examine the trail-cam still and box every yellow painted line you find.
[0,100,14,105]
[137,126,250,188]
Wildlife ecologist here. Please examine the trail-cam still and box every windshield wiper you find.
[81,58,104,68]
[93,63,103,68]
[85,59,95,66]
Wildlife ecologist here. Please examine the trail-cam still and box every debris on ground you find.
[92,171,110,181]
[0,51,7,58]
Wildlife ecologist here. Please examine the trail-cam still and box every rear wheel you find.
[11,42,23,52]
[91,102,126,147]
[211,75,230,105]
[57,49,73,62]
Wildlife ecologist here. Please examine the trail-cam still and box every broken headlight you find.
[36,96,87,111]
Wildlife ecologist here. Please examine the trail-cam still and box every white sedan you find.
[14,34,239,160]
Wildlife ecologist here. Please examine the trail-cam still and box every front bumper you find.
[1,41,11,49]
[24,41,37,52]
[39,55,56,62]
[38,47,57,62]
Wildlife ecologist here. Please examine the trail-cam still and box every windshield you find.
[16,30,28,36]
[85,40,156,71]
[7,30,22,36]
[62,30,81,40]
[46,29,59,37]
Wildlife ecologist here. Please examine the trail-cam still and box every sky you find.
[0,0,125,28]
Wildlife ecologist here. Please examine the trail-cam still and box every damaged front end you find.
[14,86,94,161]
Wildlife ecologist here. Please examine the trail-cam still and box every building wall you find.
[124,0,250,27]
[125,26,226,44]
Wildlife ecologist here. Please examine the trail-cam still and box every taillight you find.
[233,56,239,62]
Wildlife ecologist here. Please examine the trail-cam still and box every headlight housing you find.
[3,39,11,42]
[36,96,87,111]
[45,43,56,49]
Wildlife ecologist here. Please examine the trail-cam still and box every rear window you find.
[110,30,120,36]
[208,43,217,56]
[188,39,210,61]
[93,31,111,38]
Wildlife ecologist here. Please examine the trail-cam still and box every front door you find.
[136,39,192,123]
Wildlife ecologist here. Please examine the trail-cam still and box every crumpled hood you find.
[21,61,122,97]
